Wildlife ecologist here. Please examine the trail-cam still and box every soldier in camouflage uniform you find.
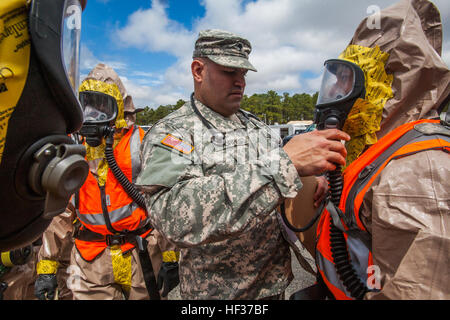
[136,29,349,299]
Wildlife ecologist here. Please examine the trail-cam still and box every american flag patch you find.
[161,134,194,154]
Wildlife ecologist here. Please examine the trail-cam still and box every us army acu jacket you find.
[136,98,303,299]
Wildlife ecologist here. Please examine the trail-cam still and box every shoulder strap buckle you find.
[414,122,450,137]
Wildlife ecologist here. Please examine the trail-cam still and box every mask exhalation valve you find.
[29,142,89,219]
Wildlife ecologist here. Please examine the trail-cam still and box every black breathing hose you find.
[104,128,147,210]
[280,198,325,233]
[327,168,344,206]
[279,128,369,299]
[327,164,368,300]
[104,128,161,301]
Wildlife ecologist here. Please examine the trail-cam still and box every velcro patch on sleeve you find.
[161,134,194,154]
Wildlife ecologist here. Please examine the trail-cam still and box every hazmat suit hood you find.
[78,63,134,186]
[338,0,450,164]
[124,95,138,128]
[283,0,450,288]
[79,62,134,129]
[340,0,450,300]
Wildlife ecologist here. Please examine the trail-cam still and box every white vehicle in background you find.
[269,120,314,140]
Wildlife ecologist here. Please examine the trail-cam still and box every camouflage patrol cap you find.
[193,29,257,72]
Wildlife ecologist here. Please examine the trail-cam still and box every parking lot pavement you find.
[285,247,316,300]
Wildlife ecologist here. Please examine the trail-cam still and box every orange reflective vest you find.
[75,126,151,261]
[315,119,450,300]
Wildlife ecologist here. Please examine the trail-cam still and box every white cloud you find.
[120,75,185,108]
[442,45,450,68]
[102,0,450,108]
[80,44,128,72]
[115,0,194,58]
[305,74,323,94]
[80,44,99,71]
[251,73,302,92]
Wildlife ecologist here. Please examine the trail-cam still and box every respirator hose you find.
[327,165,368,300]
[327,168,343,206]
[104,129,147,210]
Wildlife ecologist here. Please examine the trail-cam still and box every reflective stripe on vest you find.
[77,201,140,226]
[316,210,372,300]
[316,119,450,300]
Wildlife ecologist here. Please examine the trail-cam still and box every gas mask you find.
[313,59,366,205]
[79,90,119,147]
[311,59,371,300]
[314,59,366,131]
[0,0,88,251]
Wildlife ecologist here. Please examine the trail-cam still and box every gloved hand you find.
[0,282,8,300]
[1,245,33,267]
[156,262,179,297]
[34,274,57,300]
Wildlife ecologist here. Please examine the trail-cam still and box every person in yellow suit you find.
[34,63,179,300]
[1,243,39,300]
[34,211,75,300]
[288,0,449,300]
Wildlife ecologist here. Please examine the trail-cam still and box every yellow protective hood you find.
[340,45,394,165]
[79,63,130,186]
[340,0,450,165]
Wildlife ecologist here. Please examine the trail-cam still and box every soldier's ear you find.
[191,59,205,83]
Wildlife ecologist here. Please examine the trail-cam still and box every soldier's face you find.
[328,67,354,100]
[193,59,247,117]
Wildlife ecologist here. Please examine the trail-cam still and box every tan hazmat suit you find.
[286,0,450,299]
[36,210,75,300]
[1,244,39,300]
[69,63,176,300]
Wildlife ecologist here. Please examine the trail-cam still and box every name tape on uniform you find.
[161,134,194,154]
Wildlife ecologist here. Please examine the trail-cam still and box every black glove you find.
[9,245,33,265]
[34,274,57,300]
[0,282,8,300]
[0,245,32,267]
[156,262,179,297]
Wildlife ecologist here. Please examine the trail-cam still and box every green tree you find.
[136,99,185,125]
[241,90,317,124]
[137,91,318,126]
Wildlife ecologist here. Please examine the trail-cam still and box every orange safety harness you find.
[74,126,148,260]
[316,119,450,299]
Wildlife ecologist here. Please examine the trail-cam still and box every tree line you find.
[136,90,318,126]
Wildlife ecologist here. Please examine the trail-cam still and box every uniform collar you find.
[191,97,247,133]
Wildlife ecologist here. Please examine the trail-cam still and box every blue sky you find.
[81,0,204,73]
[80,0,450,109]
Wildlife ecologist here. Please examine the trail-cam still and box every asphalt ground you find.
[167,247,316,300]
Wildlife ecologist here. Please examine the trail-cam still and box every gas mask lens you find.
[314,59,366,131]
[79,91,118,124]
[62,0,82,93]
[317,61,355,105]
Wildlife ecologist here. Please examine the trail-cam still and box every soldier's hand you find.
[283,129,350,176]
[157,262,179,297]
[34,274,57,300]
